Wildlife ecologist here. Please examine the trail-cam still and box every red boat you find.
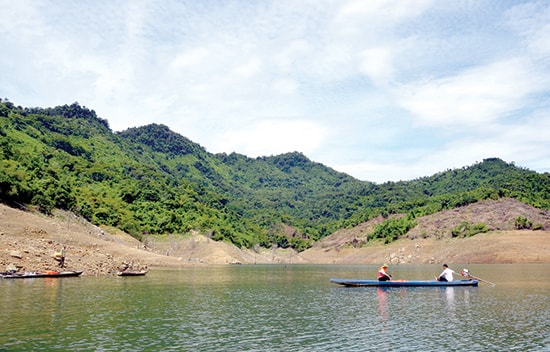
[1,270,83,279]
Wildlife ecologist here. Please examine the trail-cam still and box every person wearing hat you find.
[377,263,392,281]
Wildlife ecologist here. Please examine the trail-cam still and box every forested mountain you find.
[1,99,549,250]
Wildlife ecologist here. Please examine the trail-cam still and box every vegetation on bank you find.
[1,99,549,250]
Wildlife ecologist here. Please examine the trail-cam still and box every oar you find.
[461,269,496,286]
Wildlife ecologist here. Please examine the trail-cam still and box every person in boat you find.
[119,263,129,272]
[436,264,455,282]
[377,264,392,281]
[5,263,17,275]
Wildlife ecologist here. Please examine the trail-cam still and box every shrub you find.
[451,221,489,237]
[368,216,417,244]
[514,217,533,230]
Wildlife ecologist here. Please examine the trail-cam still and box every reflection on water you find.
[377,287,389,325]
[445,286,455,310]
[1,264,549,351]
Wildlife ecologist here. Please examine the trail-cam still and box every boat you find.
[1,270,83,279]
[330,278,478,287]
[117,270,148,276]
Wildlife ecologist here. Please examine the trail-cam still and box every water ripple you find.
[1,265,549,351]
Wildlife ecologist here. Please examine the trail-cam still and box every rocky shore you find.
[1,202,549,276]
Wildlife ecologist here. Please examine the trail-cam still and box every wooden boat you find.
[330,278,478,287]
[117,270,148,276]
[1,270,83,279]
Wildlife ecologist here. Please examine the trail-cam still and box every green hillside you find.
[1,99,549,249]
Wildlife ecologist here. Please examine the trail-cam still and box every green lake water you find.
[1,264,549,351]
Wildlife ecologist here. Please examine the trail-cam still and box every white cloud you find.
[335,0,434,26]
[359,47,395,85]
[214,119,327,157]
[273,39,312,73]
[231,57,263,79]
[1,0,549,183]
[338,107,550,183]
[505,1,550,56]
[271,78,299,95]
[396,58,544,128]
[171,47,212,69]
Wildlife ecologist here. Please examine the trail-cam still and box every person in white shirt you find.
[436,264,455,282]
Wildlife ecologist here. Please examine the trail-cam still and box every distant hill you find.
[315,198,550,249]
[1,201,548,272]
[1,99,549,251]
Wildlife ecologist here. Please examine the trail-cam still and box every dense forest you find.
[1,99,549,250]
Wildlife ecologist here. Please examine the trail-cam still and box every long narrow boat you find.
[1,270,83,279]
[330,278,478,287]
[117,270,148,277]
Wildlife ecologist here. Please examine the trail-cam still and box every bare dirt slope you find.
[1,198,549,276]
[299,231,550,265]
[0,204,189,276]
[0,203,299,274]
[301,198,550,264]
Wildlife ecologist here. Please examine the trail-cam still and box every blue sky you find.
[1,0,549,183]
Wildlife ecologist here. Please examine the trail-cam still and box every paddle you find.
[461,269,496,286]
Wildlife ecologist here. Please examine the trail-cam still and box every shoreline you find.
[1,204,549,276]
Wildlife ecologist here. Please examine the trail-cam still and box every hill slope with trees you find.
[1,99,549,252]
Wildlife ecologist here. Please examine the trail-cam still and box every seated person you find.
[377,264,392,281]
[436,264,455,282]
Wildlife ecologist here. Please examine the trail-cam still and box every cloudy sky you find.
[1,0,549,183]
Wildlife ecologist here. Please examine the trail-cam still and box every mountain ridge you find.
[1,99,549,252]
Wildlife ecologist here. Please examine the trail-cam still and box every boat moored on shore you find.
[117,270,148,276]
[1,270,83,279]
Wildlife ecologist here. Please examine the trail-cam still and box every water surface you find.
[1,264,548,351]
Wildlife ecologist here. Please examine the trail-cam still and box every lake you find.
[1,264,549,351]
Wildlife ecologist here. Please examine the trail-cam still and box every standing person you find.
[436,264,455,282]
[57,246,66,268]
[377,264,392,281]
